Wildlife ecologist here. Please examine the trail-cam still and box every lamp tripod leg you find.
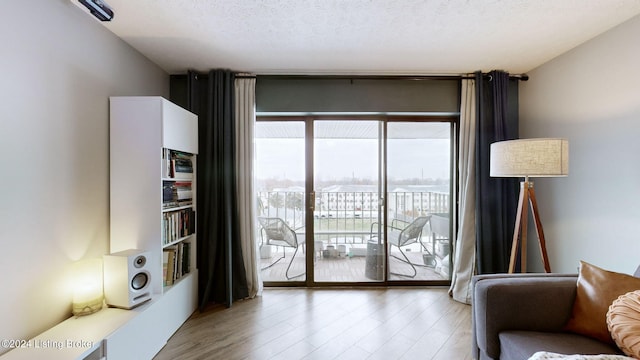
[509,183,526,273]
[528,186,551,273]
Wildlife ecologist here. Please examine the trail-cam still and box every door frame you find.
[257,114,458,287]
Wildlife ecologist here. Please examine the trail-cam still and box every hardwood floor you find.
[154,287,472,360]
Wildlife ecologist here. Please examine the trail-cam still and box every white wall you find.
[519,15,640,274]
[0,0,168,353]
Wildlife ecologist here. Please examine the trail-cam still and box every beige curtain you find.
[449,78,477,304]
[235,75,262,298]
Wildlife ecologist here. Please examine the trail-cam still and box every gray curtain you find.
[449,78,477,304]
[475,70,520,274]
[183,69,250,308]
[450,70,520,300]
[234,75,262,298]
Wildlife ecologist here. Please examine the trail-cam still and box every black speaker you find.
[103,249,152,309]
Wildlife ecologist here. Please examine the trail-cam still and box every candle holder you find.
[72,258,104,316]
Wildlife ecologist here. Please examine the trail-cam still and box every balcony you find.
[258,189,451,282]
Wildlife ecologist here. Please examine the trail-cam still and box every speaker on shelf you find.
[103,249,152,309]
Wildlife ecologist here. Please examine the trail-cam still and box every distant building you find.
[258,184,449,221]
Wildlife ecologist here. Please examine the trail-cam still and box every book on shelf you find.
[174,182,192,201]
[163,242,191,287]
[162,208,195,245]
[163,248,175,286]
[182,242,191,274]
[162,181,193,209]
[174,158,193,172]
[162,181,176,203]
[176,244,183,281]
[162,250,169,287]
[162,148,171,178]
[162,201,193,210]
[171,150,192,160]
[163,149,194,179]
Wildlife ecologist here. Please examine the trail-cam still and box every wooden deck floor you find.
[260,247,449,282]
[154,287,472,360]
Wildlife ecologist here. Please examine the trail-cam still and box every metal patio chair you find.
[371,215,431,278]
[258,217,305,280]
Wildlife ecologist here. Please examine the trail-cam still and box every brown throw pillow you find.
[563,261,640,344]
[607,290,640,358]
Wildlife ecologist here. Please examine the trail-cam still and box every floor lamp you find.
[490,138,569,273]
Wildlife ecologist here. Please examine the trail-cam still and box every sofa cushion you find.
[563,261,640,345]
[607,290,640,358]
[529,352,634,360]
[499,331,621,360]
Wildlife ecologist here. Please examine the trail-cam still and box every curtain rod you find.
[242,73,528,81]
[229,73,529,81]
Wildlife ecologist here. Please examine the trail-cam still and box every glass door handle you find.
[309,192,315,211]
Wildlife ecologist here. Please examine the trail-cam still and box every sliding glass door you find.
[313,120,384,283]
[386,121,452,281]
[255,117,453,285]
[255,121,306,282]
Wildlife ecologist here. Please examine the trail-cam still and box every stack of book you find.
[174,182,192,204]
[163,149,193,179]
[162,181,192,209]
[163,242,191,286]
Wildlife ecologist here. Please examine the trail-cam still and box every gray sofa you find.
[471,271,638,360]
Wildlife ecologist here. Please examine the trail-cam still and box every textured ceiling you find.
[87,0,640,75]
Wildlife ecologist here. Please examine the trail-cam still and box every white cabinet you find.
[108,96,198,357]
[0,277,197,360]
[0,308,133,360]
[104,274,197,359]
[109,96,198,295]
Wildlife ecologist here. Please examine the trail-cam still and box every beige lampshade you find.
[490,138,569,177]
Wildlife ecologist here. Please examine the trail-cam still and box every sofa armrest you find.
[472,274,578,359]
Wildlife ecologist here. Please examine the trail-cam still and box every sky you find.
[255,121,451,184]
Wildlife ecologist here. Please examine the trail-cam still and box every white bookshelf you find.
[109,96,198,295]
[108,96,198,356]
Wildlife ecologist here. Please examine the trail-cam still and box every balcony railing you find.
[257,190,449,244]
